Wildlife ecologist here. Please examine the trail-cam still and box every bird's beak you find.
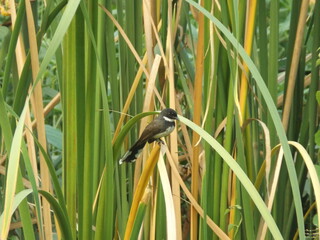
[176,116,180,121]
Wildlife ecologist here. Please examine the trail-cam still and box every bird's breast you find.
[153,125,175,139]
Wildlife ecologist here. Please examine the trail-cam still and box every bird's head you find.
[159,108,179,121]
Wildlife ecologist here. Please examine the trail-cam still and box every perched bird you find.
[119,108,179,164]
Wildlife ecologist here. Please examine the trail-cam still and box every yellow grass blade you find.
[124,145,160,240]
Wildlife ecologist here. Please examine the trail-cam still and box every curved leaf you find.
[178,115,283,239]
[0,100,28,239]
[39,190,73,240]
[0,189,33,230]
[183,0,304,238]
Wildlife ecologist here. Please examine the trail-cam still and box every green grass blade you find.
[79,3,115,238]
[33,0,81,91]
[183,1,305,238]
[0,99,28,239]
[178,115,283,239]
[0,189,33,228]
[32,132,68,216]
[235,113,255,238]
[130,195,150,240]
[20,141,44,239]
[1,0,25,97]
[38,190,73,240]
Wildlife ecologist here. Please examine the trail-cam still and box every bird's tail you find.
[119,140,147,164]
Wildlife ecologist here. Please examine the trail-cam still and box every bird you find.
[119,108,179,164]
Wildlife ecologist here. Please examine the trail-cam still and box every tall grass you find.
[0,0,319,239]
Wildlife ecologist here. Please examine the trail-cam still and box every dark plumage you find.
[119,108,178,164]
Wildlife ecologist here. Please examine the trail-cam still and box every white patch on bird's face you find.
[153,125,175,139]
[163,116,175,122]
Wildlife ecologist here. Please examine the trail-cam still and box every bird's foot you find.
[156,139,164,145]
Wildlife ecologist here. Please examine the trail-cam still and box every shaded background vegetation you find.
[0,0,319,239]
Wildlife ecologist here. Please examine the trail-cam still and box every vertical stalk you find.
[281,0,309,131]
[167,0,182,239]
[267,0,278,147]
[201,0,212,238]
[25,0,52,237]
[62,16,78,240]
[238,0,257,124]
[191,0,204,238]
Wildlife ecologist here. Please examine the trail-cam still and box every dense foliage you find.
[0,0,319,239]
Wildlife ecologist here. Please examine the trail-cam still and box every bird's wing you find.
[136,119,161,143]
